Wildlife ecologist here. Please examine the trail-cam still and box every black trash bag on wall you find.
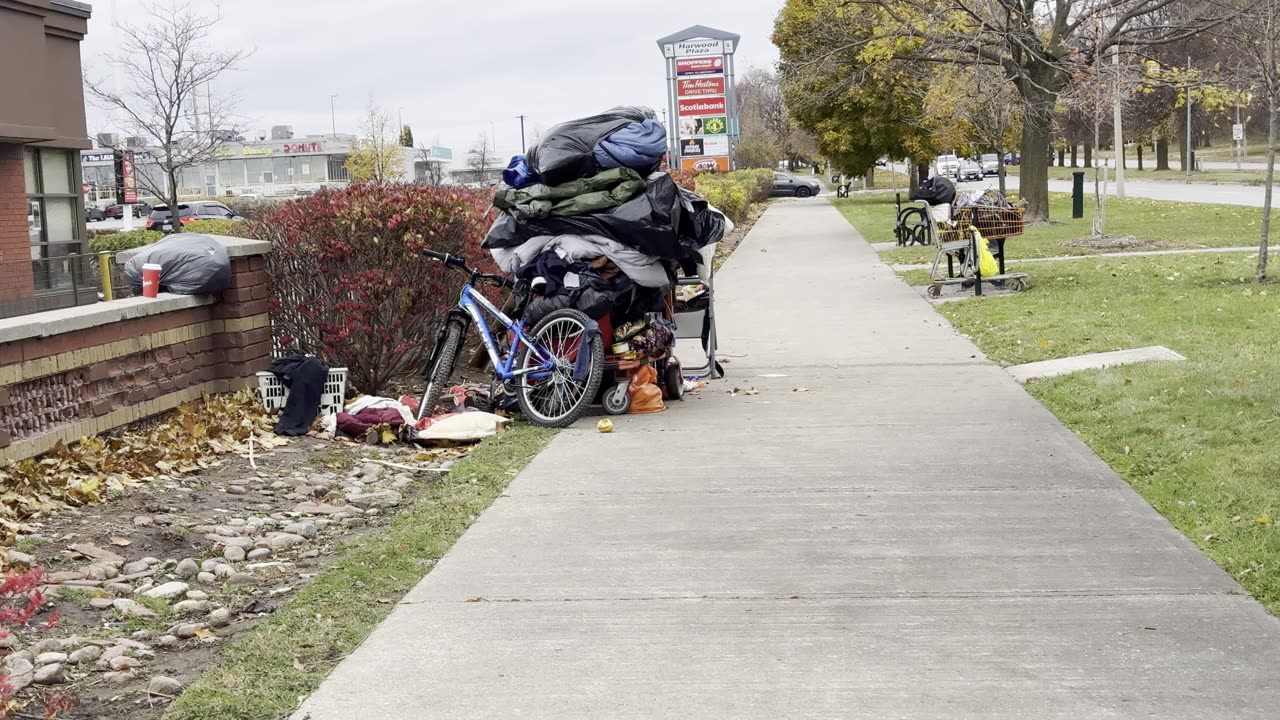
[526,106,654,187]
[484,173,693,260]
[124,233,232,295]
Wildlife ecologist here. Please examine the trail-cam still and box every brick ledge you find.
[0,295,216,345]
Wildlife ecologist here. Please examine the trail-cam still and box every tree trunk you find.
[1070,144,1078,167]
[1056,148,1065,166]
[1156,138,1170,170]
[1083,143,1093,168]
[1137,143,1144,171]
[864,166,875,189]
[1260,95,1277,283]
[997,150,1007,196]
[167,169,182,233]
[1019,92,1054,222]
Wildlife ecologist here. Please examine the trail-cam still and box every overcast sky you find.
[80,0,784,166]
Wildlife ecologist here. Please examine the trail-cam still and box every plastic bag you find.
[124,233,231,295]
[628,365,665,414]
[975,230,1000,277]
[527,106,654,186]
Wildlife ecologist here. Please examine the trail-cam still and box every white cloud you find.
[80,0,783,164]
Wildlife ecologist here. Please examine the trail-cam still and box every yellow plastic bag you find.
[974,228,1000,277]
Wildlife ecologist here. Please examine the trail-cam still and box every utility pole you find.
[329,94,338,138]
[1186,56,1193,176]
[517,114,527,153]
[398,107,405,142]
[1113,44,1125,198]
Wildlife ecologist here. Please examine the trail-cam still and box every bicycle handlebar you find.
[423,249,515,289]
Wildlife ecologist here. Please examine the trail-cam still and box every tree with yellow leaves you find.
[344,102,405,184]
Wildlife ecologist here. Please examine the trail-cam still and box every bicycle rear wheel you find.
[516,309,604,428]
[417,320,465,421]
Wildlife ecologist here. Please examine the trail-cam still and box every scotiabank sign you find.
[678,77,725,97]
[282,142,324,153]
[678,96,727,117]
[675,57,724,77]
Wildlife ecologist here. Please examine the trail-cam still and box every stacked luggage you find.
[483,106,729,411]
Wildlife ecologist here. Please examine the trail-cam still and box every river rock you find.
[283,522,317,539]
[34,652,67,666]
[247,548,272,561]
[122,560,152,575]
[269,533,306,549]
[90,597,116,610]
[226,572,255,587]
[103,670,135,684]
[109,655,141,671]
[149,675,183,697]
[222,536,255,549]
[186,590,209,601]
[224,545,246,562]
[197,572,216,584]
[69,645,101,664]
[5,657,33,691]
[143,581,189,600]
[155,635,179,648]
[346,490,402,509]
[29,639,63,654]
[172,600,209,614]
[113,599,157,618]
[33,663,65,684]
[207,608,232,628]
[6,551,33,566]
[175,558,200,579]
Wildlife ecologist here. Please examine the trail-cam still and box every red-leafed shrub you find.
[0,567,69,718]
[667,169,697,191]
[255,183,497,394]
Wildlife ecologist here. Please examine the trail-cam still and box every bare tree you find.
[466,132,495,177]
[84,1,247,227]
[415,144,448,186]
[738,67,813,170]
[1223,0,1280,281]
[345,102,404,183]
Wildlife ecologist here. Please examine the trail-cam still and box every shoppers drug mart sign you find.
[675,57,724,77]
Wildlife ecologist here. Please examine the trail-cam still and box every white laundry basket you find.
[256,367,347,416]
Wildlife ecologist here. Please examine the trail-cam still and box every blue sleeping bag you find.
[593,119,667,173]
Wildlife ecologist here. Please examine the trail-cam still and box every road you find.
[291,198,1280,719]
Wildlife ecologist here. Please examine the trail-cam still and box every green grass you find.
[165,423,556,720]
[834,193,1265,266]
[13,536,46,554]
[924,251,1280,613]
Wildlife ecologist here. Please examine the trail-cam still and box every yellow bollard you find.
[98,251,113,301]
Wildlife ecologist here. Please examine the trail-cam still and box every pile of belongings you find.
[323,392,508,445]
[486,106,730,346]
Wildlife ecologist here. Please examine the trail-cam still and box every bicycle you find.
[417,250,605,428]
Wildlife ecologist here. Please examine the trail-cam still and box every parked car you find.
[1003,152,1021,166]
[104,201,151,219]
[85,206,105,223]
[146,201,240,233]
[957,160,983,182]
[935,154,960,177]
[771,172,821,198]
[980,153,1000,176]
[875,158,888,167]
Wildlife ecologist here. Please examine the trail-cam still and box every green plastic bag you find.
[975,229,1000,277]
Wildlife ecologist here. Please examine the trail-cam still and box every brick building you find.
[0,0,92,320]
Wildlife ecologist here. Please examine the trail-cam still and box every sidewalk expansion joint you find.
[400,588,1236,607]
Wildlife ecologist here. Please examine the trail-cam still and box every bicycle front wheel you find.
[516,309,604,428]
[418,320,465,421]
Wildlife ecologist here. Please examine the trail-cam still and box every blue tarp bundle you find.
[594,119,667,173]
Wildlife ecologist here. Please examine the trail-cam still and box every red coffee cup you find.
[141,263,162,298]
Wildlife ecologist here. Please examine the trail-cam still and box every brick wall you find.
[0,143,35,306]
[0,240,273,461]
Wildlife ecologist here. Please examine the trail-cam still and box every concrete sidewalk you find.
[293,198,1280,719]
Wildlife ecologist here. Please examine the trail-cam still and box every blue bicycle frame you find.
[454,281,557,383]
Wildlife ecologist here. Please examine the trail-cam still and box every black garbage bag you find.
[484,173,692,260]
[909,176,956,206]
[677,185,726,248]
[124,233,232,295]
[526,106,654,186]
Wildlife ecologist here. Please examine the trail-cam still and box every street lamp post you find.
[329,94,338,138]
[516,115,527,153]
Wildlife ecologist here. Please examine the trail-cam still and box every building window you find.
[25,148,83,293]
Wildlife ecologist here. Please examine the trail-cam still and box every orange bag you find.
[628,365,665,414]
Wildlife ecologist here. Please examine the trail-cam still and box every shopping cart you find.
[926,203,1030,298]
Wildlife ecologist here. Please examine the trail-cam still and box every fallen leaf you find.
[793,388,810,393]
[292,658,306,672]
[1124,446,1131,455]
[1124,378,1132,385]
[194,627,218,643]
[1256,512,1272,526]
